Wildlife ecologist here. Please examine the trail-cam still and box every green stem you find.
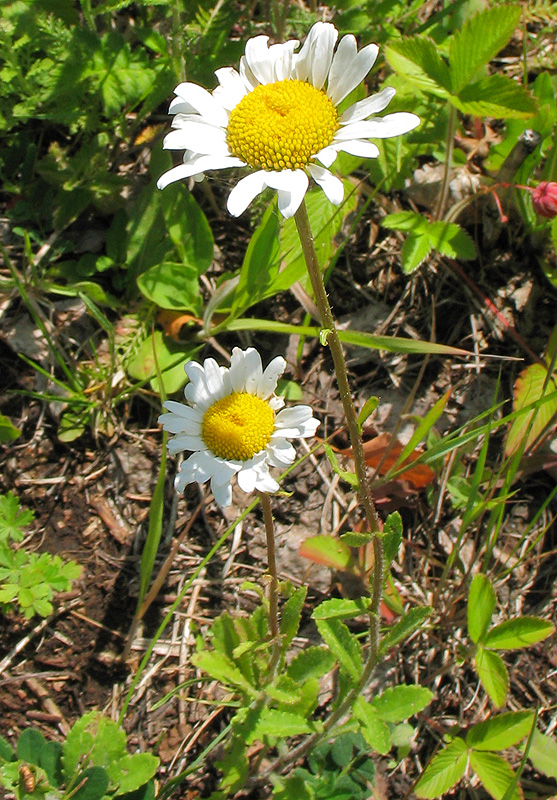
[434,103,457,222]
[258,491,279,640]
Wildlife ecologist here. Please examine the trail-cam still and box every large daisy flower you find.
[157,22,420,218]
[158,348,319,507]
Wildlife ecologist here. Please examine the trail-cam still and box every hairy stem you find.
[258,490,279,640]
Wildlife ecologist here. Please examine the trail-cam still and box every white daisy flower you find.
[158,347,319,508]
[157,21,420,218]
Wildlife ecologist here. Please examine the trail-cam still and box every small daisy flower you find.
[158,348,319,507]
[157,22,420,218]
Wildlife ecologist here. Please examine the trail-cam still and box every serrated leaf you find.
[401,232,434,273]
[385,38,451,97]
[372,685,433,723]
[383,511,403,565]
[266,676,303,705]
[484,617,555,650]
[191,650,258,697]
[215,735,248,793]
[286,647,336,683]
[383,211,428,233]
[414,737,468,798]
[428,221,476,260]
[280,586,307,650]
[315,618,363,684]
[466,711,534,752]
[243,708,314,744]
[468,574,496,645]
[505,363,557,457]
[312,598,370,621]
[353,697,392,755]
[469,750,522,800]
[475,647,509,707]
[63,712,127,781]
[452,74,537,119]
[379,606,432,655]
[0,493,34,543]
[449,5,522,93]
[527,730,557,780]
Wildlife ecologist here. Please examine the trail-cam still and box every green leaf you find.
[469,751,521,800]
[475,647,509,707]
[108,753,159,795]
[505,363,557,457]
[379,607,432,655]
[229,204,282,319]
[466,711,534,751]
[159,184,213,275]
[452,74,537,119]
[242,708,314,744]
[383,211,427,233]
[266,676,303,705]
[136,263,201,313]
[371,685,434,723]
[286,647,336,683]
[353,697,392,755]
[63,712,127,780]
[527,730,557,780]
[448,5,522,94]
[383,511,403,566]
[0,734,15,762]
[315,618,363,684]
[17,729,46,765]
[280,586,308,650]
[72,766,110,800]
[400,232,433,273]
[414,737,468,798]
[125,331,198,394]
[484,617,555,650]
[298,535,353,571]
[215,735,248,793]
[323,444,358,487]
[0,493,34,543]
[39,740,63,786]
[428,221,476,260]
[0,414,21,443]
[191,650,258,697]
[385,37,451,97]
[312,598,370,621]
[468,574,496,644]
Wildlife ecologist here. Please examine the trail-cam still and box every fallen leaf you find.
[339,433,436,489]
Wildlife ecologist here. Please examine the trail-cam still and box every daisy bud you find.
[531,181,557,218]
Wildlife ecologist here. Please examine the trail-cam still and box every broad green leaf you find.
[449,5,522,94]
[63,712,126,779]
[484,617,555,650]
[383,511,403,565]
[160,184,213,275]
[0,414,21,443]
[505,363,557,456]
[527,730,557,780]
[125,330,198,394]
[383,211,428,233]
[466,711,534,751]
[17,728,46,765]
[286,647,336,683]
[385,38,451,97]
[298,535,352,570]
[468,574,496,644]
[452,74,537,119]
[230,204,281,318]
[137,262,201,313]
[191,651,257,697]
[379,607,432,655]
[0,734,15,762]
[312,598,370,621]
[428,221,476,260]
[353,697,392,755]
[475,647,508,707]
[414,737,468,798]
[280,586,308,650]
[39,740,63,787]
[372,685,433,723]
[469,751,521,800]
[108,753,159,795]
[315,618,363,684]
[400,232,434,273]
[242,708,314,744]
[72,766,110,800]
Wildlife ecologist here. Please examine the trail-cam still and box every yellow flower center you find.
[202,392,275,461]
[227,79,339,171]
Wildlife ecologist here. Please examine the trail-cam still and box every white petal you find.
[162,400,203,424]
[269,396,285,411]
[314,145,340,168]
[203,357,225,397]
[167,434,205,454]
[264,170,309,218]
[158,413,202,436]
[339,87,396,124]
[295,22,337,90]
[242,348,263,394]
[157,163,202,190]
[213,67,250,110]
[336,113,420,140]
[272,40,299,81]
[211,478,233,507]
[227,170,269,216]
[332,139,380,159]
[267,439,296,466]
[157,155,243,190]
[307,164,344,205]
[162,122,229,156]
[327,38,378,106]
[243,35,275,84]
[169,82,228,127]
[229,347,248,393]
[257,356,286,398]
